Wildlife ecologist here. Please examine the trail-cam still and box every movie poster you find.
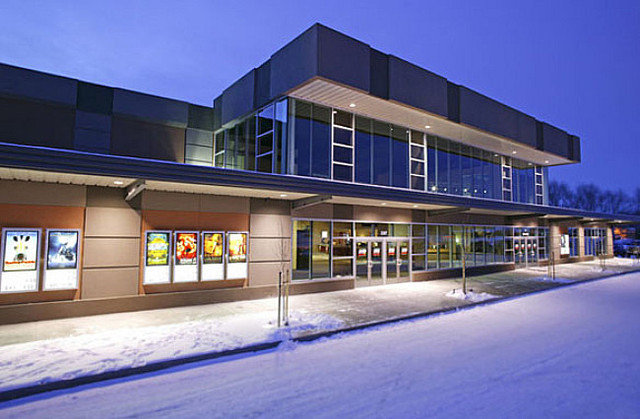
[175,232,198,265]
[3,230,38,272]
[46,231,78,270]
[203,232,223,264]
[228,233,247,263]
[146,232,170,266]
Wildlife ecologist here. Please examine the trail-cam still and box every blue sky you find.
[1,0,638,191]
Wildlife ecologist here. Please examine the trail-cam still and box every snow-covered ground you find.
[0,310,343,393]
[2,272,639,418]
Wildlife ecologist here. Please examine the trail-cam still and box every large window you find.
[584,228,607,256]
[288,99,545,204]
[569,227,580,257]
[213,99,287,174]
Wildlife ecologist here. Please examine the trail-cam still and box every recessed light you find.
[425,125,431,129]
[413,205,419,208]
[349,103,356,108]
[494,154,499,157]
[512,151,517,155]
[280,194,288,197]
[113,180,124,185]
[381,203,387,206]
[528,162,533,166]
[544,160,549,164]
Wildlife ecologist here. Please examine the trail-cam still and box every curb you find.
[1,267,639,404]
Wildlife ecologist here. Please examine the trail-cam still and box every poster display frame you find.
[43,228,81,291]
[0,228,41,294]
[226,231,249,280]
[173,230,199,283]
[143,230,172,285]
[201,231,225,281]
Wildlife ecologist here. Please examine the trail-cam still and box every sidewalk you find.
[0,257,638,400]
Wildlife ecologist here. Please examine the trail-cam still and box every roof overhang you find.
[289,78,571,167]
[0,142,637,224]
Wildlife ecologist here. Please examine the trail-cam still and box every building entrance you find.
[514,237,538,267]
[355,238,410,287]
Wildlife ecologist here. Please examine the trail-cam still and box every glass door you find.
[526,238,538,264]
[386,241,398,283]
[370,240,384,286]
[356,240,385,287]
[355,241,369,287]
[514,238,526,266]
[398,240,410,280]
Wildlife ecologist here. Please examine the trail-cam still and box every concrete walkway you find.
[1,257,638,347]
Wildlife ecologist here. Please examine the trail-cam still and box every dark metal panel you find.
[447,82,460,123]
[0,63,77,106]
[254,60,271,109]
[270,24,318,99]
[110,116,185,163]
[569,135,581,162]
[542,122,569,158]
[459,87,537,147]
[388,56,448,117]
[317,25,370,93]
[112,89,188,127]
[220,70,255,125]
[0,96,75,149]
[77,82,113,115]
[187,104,214,131]
[369,48,389,99]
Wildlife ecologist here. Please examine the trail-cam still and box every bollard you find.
[277,271,282,328]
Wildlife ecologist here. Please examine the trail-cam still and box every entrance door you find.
[514,238,526,266]
[385,239,411,284]
[356,239,410,287]
[356,240,384,287]
[514,237,538,267]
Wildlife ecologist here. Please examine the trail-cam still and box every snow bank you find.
[445,289,498,302]
[0,310,343,393]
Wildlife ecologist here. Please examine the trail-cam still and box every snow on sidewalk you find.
[2,271,640,418]
[0,309,343,393]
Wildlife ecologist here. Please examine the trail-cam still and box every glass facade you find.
[584,228,607,256]
[568,227,580,257]
[293,219,550,281]
[213,99,288,174]
[288,98,547,205]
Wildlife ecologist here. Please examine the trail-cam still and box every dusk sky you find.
[1,0,638,192]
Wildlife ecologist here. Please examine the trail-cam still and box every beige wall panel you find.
[85,207,141,237]
[0,180,86,207]
[142,190,200,212]
[81,267,139,299]
[200,195,250,213]
[353,206,412,223]
[292,203,332,219]
[86,186,130,208]
[83,237,140,268]
[250,214,292,238]
[249,261,289,287]
[250,237,291,262]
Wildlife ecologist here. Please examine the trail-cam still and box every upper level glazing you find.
[204,97,548,205]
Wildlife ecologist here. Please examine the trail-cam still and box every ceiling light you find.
[425,125,431,129]
[280,194,288,197]
[494,154,499,157]
[113,180,124,185]
[512,151,517,155]
[381,203,387,206]
[413,205,419,208]
[544,160,549,164]
[528,162,533,166]
[349,103,356,108]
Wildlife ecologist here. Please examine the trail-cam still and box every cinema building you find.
[1,24,637,323]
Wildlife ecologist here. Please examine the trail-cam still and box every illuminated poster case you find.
[227,232,248,280]
[174,231,199,283]
[201,231,224,281]
[44,229,81,290]
[143,231,172,284]
[0,228,40,293]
